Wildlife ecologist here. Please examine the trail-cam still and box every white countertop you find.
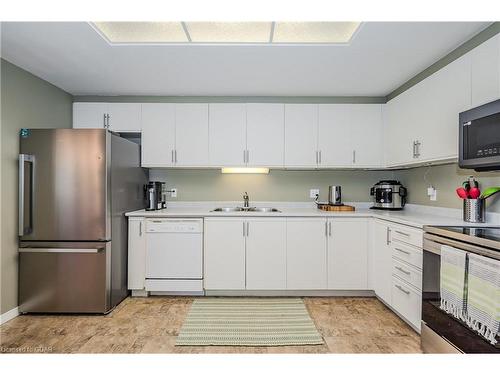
[125,202,500,229]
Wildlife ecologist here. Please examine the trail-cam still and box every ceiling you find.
[0,22,491,97]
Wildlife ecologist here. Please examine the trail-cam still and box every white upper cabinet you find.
[73,102,141,132]
[107,103,142,132]
[318,104,383,168]
[73,103,109,129]
[175,104,209,166]
[209,103,247,166]
[141,103,176,167]
[327,219,368,290]
[471,34,500,108]
[246,104,284,167]
[284,104,318,168]
[318,105,352,167]
[350,105,383,167]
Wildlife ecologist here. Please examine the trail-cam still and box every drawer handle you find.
[395,230,410,237]
[395,247,411,255]
[395,266,411,275]
[396,284,411,295]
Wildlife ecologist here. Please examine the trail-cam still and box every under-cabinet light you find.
[221,168,269,174]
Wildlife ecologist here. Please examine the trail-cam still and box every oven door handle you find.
[423,233,500,260]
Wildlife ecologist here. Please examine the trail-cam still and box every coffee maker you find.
[145,181,166,211]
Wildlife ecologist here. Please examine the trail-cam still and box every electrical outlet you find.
[427,186,437,201]
[171,188,177,198]
[310,188,320,199]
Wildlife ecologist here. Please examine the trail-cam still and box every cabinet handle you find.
[415,140,421,158]
[139,221,142,236]
[396,284,410,295]
[103,113,107,128]
[395,230,410,237]
[106,114,110,128]
[395,247,411,255]
[319,150,322,164]
[395,266,411,275]
[246,150,249,164]
[328,222,332,237]
[243,221,246,237]
[325,221,328,237]
[175,149,178,163]
[243,150,246,163]
[246,222,249,236]
[386,227,391,245]
[171,150,174,163]
[352,150,356,164]
[315,151,318,164]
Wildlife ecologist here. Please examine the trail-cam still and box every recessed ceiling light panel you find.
[93,22,188,43]
[273,22,361,43]
[185,22,272,43]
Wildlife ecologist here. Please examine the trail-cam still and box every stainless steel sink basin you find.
[211,207,245,212]
[247,207,281,212]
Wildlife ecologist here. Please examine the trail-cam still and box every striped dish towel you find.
[465,253,500,345]
[440,245,467,321]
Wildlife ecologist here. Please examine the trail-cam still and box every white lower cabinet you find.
[128,217,146,290]
[286,218,328,289]
[245,219,287,290]
[204,219,246,290]
[327,218,368,289]
[372,220,393,303]
[391,277,422,330]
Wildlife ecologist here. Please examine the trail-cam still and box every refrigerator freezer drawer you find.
[19,242,111,313]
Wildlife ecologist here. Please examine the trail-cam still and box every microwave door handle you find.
[18,154,35,236]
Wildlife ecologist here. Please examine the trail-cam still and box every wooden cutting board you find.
[317,204,355,212]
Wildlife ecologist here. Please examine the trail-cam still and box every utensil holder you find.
[463,198,485,223]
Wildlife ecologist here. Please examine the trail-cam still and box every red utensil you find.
[469,187,481,199]
[456,187,469,199]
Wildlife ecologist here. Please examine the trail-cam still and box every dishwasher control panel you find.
[146,219,203,233]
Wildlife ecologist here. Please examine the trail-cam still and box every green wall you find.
[394,163,500,212]
[0,59,73,315]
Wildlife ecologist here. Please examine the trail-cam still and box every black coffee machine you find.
[145,181,166,211]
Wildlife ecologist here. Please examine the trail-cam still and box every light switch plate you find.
[427,186,437,201]
[171,188,177,198]
[310,188,320,199]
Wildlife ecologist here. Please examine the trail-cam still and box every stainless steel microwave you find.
[459,99,500,171]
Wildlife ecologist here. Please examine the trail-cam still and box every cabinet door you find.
[418,55,471,162]
[204,219,246,290]
[141,103,176,167]
[372,220,392,303]
[284,104,318,167]
[246,104,284,167]
[318,104,352,167]
[327,219,368,289]
[351,105,383,167]
[73,102,108,128]
[175,104,209,166]
[286,218,327,289]
[245,219,286,290]
[471,34,500,108]
[107,103,142,132]
[128,218,146,290]
[209,104,247,166]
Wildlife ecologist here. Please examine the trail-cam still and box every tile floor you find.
[0,297,422,354]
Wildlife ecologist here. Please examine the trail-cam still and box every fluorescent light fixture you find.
[273,22,360,43]
[92,22,188,43]
[221,168,269,174]
[185,22,272,43]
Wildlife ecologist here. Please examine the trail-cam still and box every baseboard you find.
[205,290,375,297]
[0,306,19,325]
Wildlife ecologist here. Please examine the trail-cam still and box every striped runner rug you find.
[176,298,323,346]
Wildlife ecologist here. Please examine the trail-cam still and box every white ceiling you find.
[0,22,491,97]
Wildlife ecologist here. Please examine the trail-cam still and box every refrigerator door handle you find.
[19,154,35,236]
[19,248,104,253]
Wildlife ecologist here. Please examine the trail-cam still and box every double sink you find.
[211,207,281,213]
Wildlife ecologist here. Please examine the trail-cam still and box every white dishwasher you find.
[145,218,203,295]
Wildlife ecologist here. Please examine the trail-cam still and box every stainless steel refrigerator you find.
[18,129,147,313]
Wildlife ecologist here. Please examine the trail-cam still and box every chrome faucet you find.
[243,192,249,208]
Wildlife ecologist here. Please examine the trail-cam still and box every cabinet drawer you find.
[392,257,422,291]
[390,224,423,247]
[391,241,422,269]
[391,277,422,331]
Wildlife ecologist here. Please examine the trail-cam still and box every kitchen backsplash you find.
[149,169,394,203]
[150,163,500,213]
